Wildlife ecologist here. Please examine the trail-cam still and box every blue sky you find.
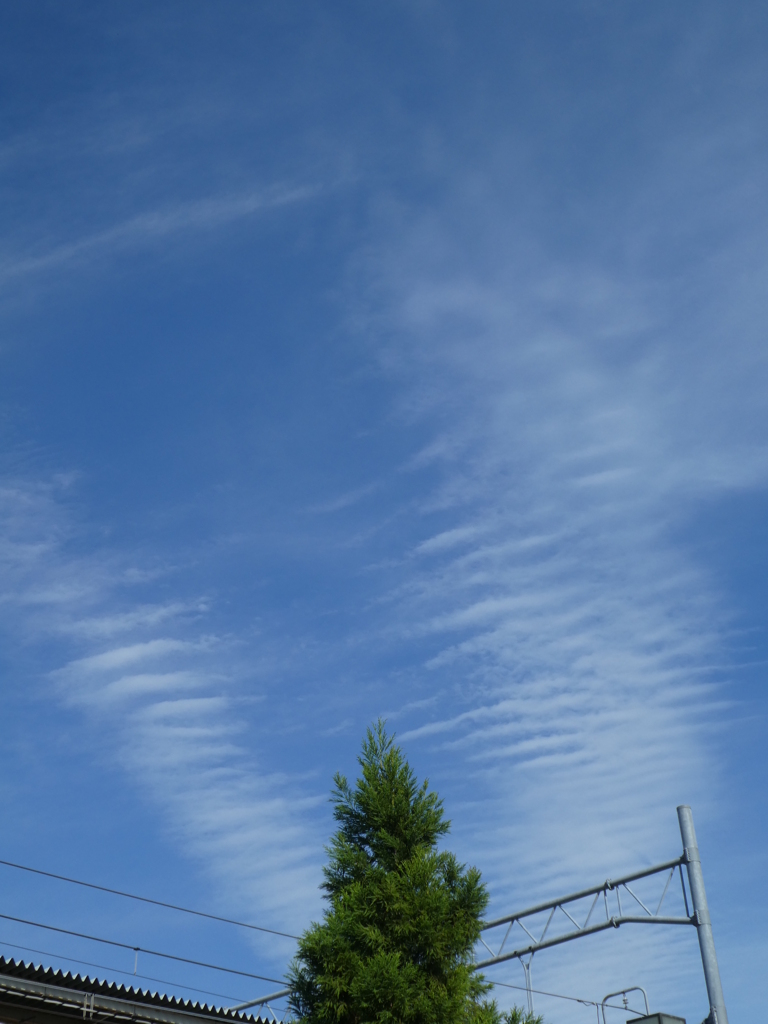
[1,3,767,1021]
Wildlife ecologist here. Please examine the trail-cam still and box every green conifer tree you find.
[287,722,542,1024]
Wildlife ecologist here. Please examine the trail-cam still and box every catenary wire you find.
[0,858,298,941]
[0,912,284,985]
[0,932,639,1016]
[0,864,643,1019]
[0,938,243,1004]
[491,978,647,1014]
[0,937,637,1020]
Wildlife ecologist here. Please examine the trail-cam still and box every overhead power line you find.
[492,978,647,1015]
[0,938,243,1004]
[0,858,298,941]
[0,912,284,986]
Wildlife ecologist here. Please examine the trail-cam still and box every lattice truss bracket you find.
[474,855,695,970]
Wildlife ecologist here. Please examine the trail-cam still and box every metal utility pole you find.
[677,805,729,1024]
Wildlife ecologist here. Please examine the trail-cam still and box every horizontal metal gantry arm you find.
[225,989,293,1014]
[474,913,694,969]
[233,851,705,1009]
[475,855,694,970]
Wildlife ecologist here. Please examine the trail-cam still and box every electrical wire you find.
[0,938,243,1004]
[491,978,647,1015]
[0,858,298,941]
[0,912,284,985]
[0,858,647,1019]
[0,937,639,1021]
[0,931,641,1018]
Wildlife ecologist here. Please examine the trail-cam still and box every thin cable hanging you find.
[0,937,244,1003]
[0,858,298,940]
[0,912,284,985]
[491,978,647,1015]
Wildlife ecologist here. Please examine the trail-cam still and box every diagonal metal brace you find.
[474,914,694,970]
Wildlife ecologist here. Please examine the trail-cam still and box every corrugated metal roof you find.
[0,957,278,1024]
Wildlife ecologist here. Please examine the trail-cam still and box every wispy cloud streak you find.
[0,478,323,960]
[0,184,317,288]
[349,186,768,1014]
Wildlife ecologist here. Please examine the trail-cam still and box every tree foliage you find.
[287,722,542,1024]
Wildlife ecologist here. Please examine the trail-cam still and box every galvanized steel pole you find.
[677,805,728,1024]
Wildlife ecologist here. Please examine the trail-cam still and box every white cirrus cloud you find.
[0,476,324,963]
[345,170,768,1015]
